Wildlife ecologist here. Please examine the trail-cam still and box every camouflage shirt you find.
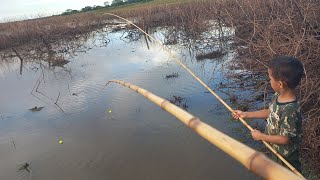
[265,93,302,160]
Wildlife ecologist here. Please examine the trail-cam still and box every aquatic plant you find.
[169,95,188,110]
[165,72,179,79]
[29,106,44,112]
[195,50,226,61]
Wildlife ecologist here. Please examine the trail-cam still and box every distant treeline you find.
[61,0,154,15]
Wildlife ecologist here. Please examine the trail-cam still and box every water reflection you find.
[0,24,259,180]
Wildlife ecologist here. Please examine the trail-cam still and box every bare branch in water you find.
[12,48,24,75]
[10,137,16,151]
[54,92,64,112]
[54,92,60,104]
[68,84,72,95]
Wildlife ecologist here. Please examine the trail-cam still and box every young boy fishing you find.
[232,56,304,172]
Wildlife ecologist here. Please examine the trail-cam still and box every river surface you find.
[0,27,259,179]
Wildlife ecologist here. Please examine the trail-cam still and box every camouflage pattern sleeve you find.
[279,105,298,138]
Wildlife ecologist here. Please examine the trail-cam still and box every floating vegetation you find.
[169,95,188,110]
[29,106,44,112]
[237,104,249,112]
[255,94,264,101]
[163,38,178,45]
[51,58,70,67]
[17,162,30,173]
[229,95,238,104]
[218,81,226,88]
[196,50,226,61]
[233,127,244,134]
[165,72,179,80]
[170,95,183,104]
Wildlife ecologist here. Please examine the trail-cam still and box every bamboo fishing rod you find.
[105,80,303,180]
[104,13,304,178]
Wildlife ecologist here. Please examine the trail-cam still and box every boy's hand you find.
[232,110,247,120]
[251,129,263,141]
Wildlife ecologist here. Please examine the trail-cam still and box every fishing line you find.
[103,13,303,177]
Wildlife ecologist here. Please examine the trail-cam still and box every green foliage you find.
[112,0,124,6]
[61,9,79,15]
[104,1,110,6]
[60,0,155,15]
[111,0,154,6]
[81,6,93,12]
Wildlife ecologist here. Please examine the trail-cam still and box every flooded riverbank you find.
[0,25,262,179]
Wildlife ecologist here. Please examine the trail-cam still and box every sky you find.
[0,0,111,22]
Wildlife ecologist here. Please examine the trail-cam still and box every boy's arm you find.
[245,109,270,119]
[251,130,289,144]
[252,106,300,145]
[233,109,270,119]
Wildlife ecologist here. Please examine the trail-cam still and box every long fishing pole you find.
[104,13,304,178]
[106,80,302,180]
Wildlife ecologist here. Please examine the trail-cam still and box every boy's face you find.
[268,69,282,92]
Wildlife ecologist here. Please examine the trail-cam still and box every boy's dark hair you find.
[268,56,304,89]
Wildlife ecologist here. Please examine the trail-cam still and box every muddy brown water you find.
[0,28,260,180]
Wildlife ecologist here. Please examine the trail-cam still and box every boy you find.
[232,56,304,172]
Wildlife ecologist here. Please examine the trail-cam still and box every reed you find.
[215,1,320,176]
[0,12,107,50]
